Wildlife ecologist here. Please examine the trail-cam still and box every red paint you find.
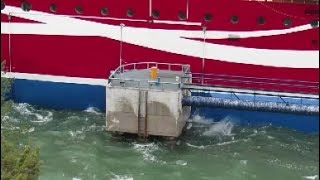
[188,28,319,50]
[1,0,319,94]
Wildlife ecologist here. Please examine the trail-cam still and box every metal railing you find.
[108,62,319,95]
[109,62,190,79]
[108,62,191,89]
[181,72,319,95]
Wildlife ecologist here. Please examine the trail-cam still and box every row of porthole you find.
[1,1,319,27]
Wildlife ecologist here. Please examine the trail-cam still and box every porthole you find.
[311,19,319,28]
[257,16,265,25]
[49,4,57,13]
[231,15,239,24]
[178,11,186,20]
[204,13,212,22]
[126,9,134,17]
[283,18,291,26]
[21,1,31,12]
[101,7,108,16]
[75,6,83,14]
[152,10,160,19]
[1,0,5,11]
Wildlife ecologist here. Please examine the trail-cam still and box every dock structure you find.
[106,62,319,137]
[106,62,191,138]
[180,73,319,116]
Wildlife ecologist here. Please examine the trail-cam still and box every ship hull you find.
[7,74,318,133]
[1,1,319,132]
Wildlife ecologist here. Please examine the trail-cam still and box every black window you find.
[311,19,319,28]
[49,4,57,13]
[1,0,5,11]
[152,10,160,19]
[21,1,31,12]
[75,6,83,14]
[257,16,265,25]
[178,11,186,20]
[204,13,212,22]
[126,9,134,17]
[231,15,239,24]
[283,18,291,26]
[101,7,108,16]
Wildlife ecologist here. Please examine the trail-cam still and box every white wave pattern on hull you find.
[1,6,319,68]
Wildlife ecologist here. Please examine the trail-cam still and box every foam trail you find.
[303,175,319,180]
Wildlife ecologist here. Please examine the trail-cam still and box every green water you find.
[3,103,319,180]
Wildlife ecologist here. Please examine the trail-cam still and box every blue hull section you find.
[191,92,319,133]
[192,107,319,133]
[12,79,106,110]
[10,79,319,133]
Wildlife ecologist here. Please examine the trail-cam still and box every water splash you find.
[84,107,102,115]
[176,160,188,166]
[302,175,319,180]
[187,114,213,125]
[13,103,53,123]
[202,117,235,137]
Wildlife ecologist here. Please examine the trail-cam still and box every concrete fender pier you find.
[106,87,190,137]
[106,62,191,138]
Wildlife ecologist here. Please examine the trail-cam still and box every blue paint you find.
[191,107,319,133]
[12,79,106,110]
[9,79,319,133]
[191,92,319,134]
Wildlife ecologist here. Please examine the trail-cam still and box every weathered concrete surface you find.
[106,86,191,137]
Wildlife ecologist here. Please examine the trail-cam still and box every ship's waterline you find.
[4,73,318,133]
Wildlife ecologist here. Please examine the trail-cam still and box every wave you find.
[111,174,133,180]
[84,107,102,115]
[13,103,53,123]
[202,117,235,137]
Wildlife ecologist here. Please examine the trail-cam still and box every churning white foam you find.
[302,175,319,180]
[13,103,53,123]
[186,143,205,149]
[202,117,235,137]
[187,114,213,125]
[176,160,187,166]
[111,174,133,180]
[132,142,166,164]
[84,107,102,115]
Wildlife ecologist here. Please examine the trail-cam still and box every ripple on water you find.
[4,103,319,180]
[132,142,166,164]
[111,174,133,180]
[176,160,188,166]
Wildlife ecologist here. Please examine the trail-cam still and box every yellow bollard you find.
[149,66,158,79]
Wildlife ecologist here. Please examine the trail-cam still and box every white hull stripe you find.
[1,6,319,68]
[1,71,107,86]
